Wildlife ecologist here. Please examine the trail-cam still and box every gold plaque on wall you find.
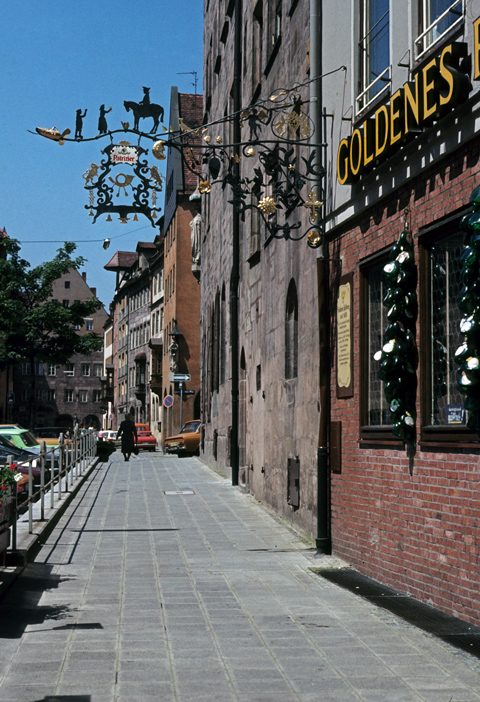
[336,272,354,398]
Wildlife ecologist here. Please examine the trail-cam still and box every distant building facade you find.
[161,88,202,438]
[10,269,107,430]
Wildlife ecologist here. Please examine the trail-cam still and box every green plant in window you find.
[454,185,480,432]
[374,224,418,443]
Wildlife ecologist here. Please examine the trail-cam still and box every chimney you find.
[82,272,87,281]
[90,287,97,296]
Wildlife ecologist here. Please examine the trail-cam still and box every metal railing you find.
[6,426,98,551]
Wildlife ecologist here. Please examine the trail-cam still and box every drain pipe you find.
[311,0,331,553]
[230,0,242,486]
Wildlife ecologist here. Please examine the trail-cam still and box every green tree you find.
[0,239,104,429]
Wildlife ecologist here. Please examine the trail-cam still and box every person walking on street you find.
[117,414,137,461]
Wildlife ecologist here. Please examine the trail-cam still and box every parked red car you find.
[135,431,157,452]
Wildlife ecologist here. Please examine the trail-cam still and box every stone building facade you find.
[202,0,317,521]
[202,0,480,627]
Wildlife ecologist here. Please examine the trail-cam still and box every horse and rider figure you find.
[124,87,164,133]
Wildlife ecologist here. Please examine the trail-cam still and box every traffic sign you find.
[163,395,174,408]
[173,374,191,382]
[175,389,195,395]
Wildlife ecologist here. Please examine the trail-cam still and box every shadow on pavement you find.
[0,562,76,639]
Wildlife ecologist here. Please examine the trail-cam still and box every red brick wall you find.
[330,134,480,626]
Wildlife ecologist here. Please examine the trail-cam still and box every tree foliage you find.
[0,238,104,370]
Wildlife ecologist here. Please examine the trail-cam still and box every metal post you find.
[9,456,17,551]
[74,423,79,482]
[58,434,64,501]
[179,382,184,429]
[40,440,46,521]
[50,449,55,509]
[28,459,33,534]
[311,0,331,554]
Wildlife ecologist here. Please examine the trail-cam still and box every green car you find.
[0,425,42,455]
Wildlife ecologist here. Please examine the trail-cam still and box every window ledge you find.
[359,426,404,448]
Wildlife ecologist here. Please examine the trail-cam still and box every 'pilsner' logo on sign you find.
[336,17,480,185]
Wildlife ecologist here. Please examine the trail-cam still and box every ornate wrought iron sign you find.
[171,89,326,245]
[33,83,326,243]
[83,141,164,225]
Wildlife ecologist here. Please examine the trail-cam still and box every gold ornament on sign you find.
[83,163,99,185]
[245,147,256,157]
[198,180,212,194]
[121,121,130,130]
[118,216,129,223]
[204,135,211,144]
[179,117,191,133]
[216,136,223,144]
[133,214,138,221]
[258,196,278,215]
[303,190,323,223]
[274,109,311,139]
[307,229,322,248]
[106,215,112,222]
[108,173,134,197]
[152,140,166,160]
[149,166,165,189]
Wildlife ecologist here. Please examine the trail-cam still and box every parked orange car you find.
[164,421,201,456]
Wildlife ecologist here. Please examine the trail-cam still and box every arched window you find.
[285,280,298,379]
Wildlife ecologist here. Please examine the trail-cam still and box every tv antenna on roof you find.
[178,71,199,96]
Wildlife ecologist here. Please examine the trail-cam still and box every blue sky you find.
[1,1,204,306]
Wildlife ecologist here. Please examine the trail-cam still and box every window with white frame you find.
[415,0,463,58]
[35,389,43,401]
[47,389,56,401]
[47,364,56,377]
[358,0,390,113]
[85,319,93,331]
[79,390,88,403]
[65,363,75,376]
[65,389,74,402]
[22,363,31,375]
[93,389,101,402]
[81,364,91,377]
[93,364,103,377]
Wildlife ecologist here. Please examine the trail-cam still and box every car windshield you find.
[180,421,200,433]
[20,431,40,448]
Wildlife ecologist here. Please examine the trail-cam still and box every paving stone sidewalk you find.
[0,452,479,702]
